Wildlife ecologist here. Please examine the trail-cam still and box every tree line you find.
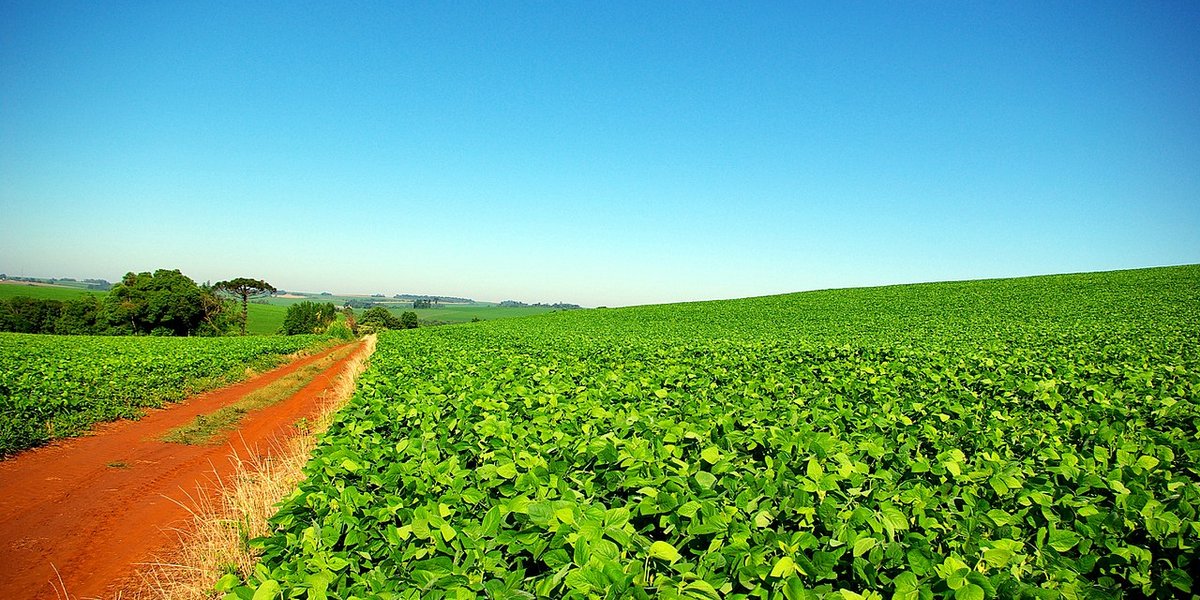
[1,268,424,337]
[0,269,274,336]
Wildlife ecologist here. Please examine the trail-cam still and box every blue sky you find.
[2,2,1197,306]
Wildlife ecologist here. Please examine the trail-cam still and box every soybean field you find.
[0,333,329,456]
[237,266,1199,599]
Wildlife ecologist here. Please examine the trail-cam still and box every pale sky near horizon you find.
[2,2,1198,307]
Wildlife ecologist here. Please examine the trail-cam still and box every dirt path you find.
[0,340,369,599]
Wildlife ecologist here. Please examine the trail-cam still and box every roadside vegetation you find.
[231,266,1198,599]
[161,344,361,445]
[146,335,377,600]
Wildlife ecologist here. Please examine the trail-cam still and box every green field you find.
[246,302,288,335]
[235,266,1199,599]
[401,304,559,324]
[0,282,102,302]
[263,295,559,324]
[0,333,330,456]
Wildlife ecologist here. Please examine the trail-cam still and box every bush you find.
[399,311,418,329]
[325,322,354,341]
[282,301,337,335]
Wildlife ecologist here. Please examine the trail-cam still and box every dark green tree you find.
[213,277,277,335]
[360,306,401,330]
[102,269,210,335]
[0,297,62,333]
[54,295,102,335]
[281,301,337,335]
[400,311,419,329]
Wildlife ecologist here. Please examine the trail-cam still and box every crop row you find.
[0,333,328,456]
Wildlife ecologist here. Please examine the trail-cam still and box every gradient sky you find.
[2,2,1197,306]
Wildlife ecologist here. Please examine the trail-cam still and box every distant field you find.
[260,294,561,323]
[245,303,287,335]
[399,304,557,323]
[0,282,102,302]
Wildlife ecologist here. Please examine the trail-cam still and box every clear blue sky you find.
[2,1,1197,306]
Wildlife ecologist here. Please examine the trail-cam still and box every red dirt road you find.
[0,340,368,599]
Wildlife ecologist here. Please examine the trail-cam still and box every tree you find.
[400,311,419,329]
[360,306,401,330]
[54,295,102,335]
[0,297,62,333]
[281,301,337,335]
[213,277,276,335]
[102,269,211,335]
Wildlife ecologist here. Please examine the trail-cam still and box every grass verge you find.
[160,344,356,445]
[138,334,376,599]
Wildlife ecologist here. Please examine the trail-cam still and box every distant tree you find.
[400,311,419,329]
[102,269,210,335]
[342,307,359,336]
[54,295,102,335]
[213,278,277,335]
[198,283,236,336]
[0,297,63,333]
[282,301,337,335]
[360,306,401,329]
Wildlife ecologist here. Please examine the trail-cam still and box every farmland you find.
[236,266,1199,598]
[263,294,560,325]
[0,333,329,456]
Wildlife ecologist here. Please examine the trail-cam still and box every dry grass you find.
[136,334,376,600]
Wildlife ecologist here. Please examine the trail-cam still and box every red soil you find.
[0,340,368,599]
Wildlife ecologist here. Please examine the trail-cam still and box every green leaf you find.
[880,505,910,536]
[701,446,721,464]
[754,510,773,528]
[1048,529,1080,553]
[683,579,721,600]
[482,506,502,536]
[853,537,878,557]
[892,571,920,600]
[771,556,797,578]
[678,500,701,519]
[782,577,814,600]
[648,540,681,562]
[807,457,824,479]
[214,573,241,592]
[496,462,518,479]
[954,583,984,600]
[251,580,281,600]
[982,539,1022,568]
[694,471,717,489]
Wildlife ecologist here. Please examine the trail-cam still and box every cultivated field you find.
[0,333,329,455]
[233,266,1199,598]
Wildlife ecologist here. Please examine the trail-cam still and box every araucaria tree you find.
[213,277,277,335]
